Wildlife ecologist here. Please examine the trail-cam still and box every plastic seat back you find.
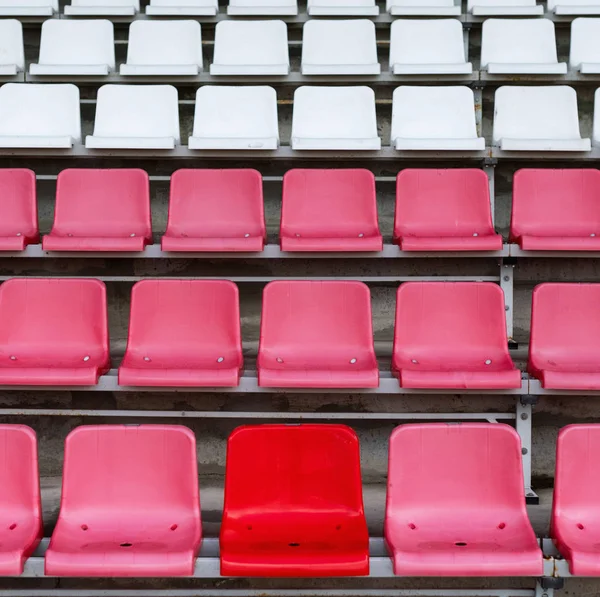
[0,83,80,149]
[43,169,151,252]
[0,169,38,251]
[549,0,600,14]
[0,0,56,15]
[468,0,542,14]
[120,21,202,76]
[64,0,139,16]
[307,0,379,16]
[281,169,382,251]
[227,0,297,15]
[386,0,460,16]
[570,18,600,73]
[529,283,600,389]
[162,169,265,252]
[220,424,369,576]
[30,19,115,75]
[394,169,500,251]
[145,0,217,15]
[510,169,600,250]
[258,280,378,388]
[0,425,42,576]
[0,20,24,74]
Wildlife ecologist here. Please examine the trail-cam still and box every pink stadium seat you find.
[220,424,369,577]
[0,425,42,576]
[529,283,600,389]
[392,282,520,389]
[162,169,266,252]
[280,169,382,252]
[385,423,543,576]
[45,425,202,577]
[394,169,501,252]
[511,169,600,251]
[258,281,378,388]
[42,169,152,252]
[0,169,38,251]
[119,280,243,387]
[0,278,109,385]
[552,424,600,575]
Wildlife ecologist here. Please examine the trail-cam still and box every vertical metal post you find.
[485,164,495,226]
[516,400,537,501]
[473,86,483,139]
[463,25,470,64]
[500,261,514,342]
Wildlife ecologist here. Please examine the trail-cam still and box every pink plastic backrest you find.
[259,281,376,368]
[125,279,242,368]
[281,169,379,238]
[394,169,494,239]
[165,169,265,239]
[511,169,600,240]
[0,170,38,241]
[393,282,511,369]
[51,169,151,239]
[0,279,109,367]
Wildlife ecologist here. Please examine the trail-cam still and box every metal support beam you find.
[485,164,495,226]
[516,400,537,502]
[500,261,515,342]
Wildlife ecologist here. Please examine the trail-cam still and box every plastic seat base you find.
[396,368,522,389]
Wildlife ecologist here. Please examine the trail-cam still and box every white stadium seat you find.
[146,0,217,14]
[307,0,378,15]
[0,0,56,15]
[291,86,380,150]
[64,0,138,15]
[468,0,543,15]
[570,18,600,72]
[549,0,600,14]
[0,83,80,148]
[210,21,288,76]
[389,19,471,75]
[391,86,484,151]
[386,0,460,16]
[0,20,24,75]
[493,86,591,151]
[86,85,180,149]
[120,21,202,76]
[30,20,115,76]
[301,20,380,75]
[481,19,566,74]
[227,0,297,15]
[189,86,279,150]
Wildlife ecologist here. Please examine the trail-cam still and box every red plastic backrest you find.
[393,282,510,366]
[52,169,151,238]
[530,283,600,366]
[125,279,242,367]
[511,169,600,240]
[0,169,38,239]
[387,424,527,517]
[166,169,265,238]
[281,169,379,237]
[0,279,108,366]
[395,169,494,238]
[259,281,376,366]
[60,425,200,520]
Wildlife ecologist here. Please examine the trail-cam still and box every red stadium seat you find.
[119,280,243,387]
[280,169,382,252]
[394,169,501,251]
[385,423,543,576]
[0,169,38,251]
[162,169,266,252]
[392,282,520,389]
[0,278,109,385]
[511,169,600,251]
[45,425,202,577]
[529,283,600,389]
[220,424,369,577]
[0,425,42,576]
[258,281,378,388]
[552,424,600,575]
[42,169,152,252]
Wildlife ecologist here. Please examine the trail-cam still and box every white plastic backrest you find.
[301,20,378,72]
[481,19,559,68]
[211,21,288,73]
[291,86,380,148]
[227,0,297,14]
[390,86,479,143]
[91,85,180,143]
[146,0,217,12]
[386,0,456,11]
[307,0,379,14]
[68,0,139,7]
[570,18,600,69]
[191,86,279,147]
[34,20,115,71]
[549,0,600,10]
[468,0,541,10]
[0,83,80,142]
[0,0,57,10]
[493,86,584,144]
[124,21,202,69]
[0,20,24,72]
[389,19,466,68]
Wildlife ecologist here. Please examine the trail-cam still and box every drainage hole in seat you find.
[498,522,506,530]
[120,542,133,548]
[8,524,16,531]
[288,543,300,547]
[455,542,467,547]
[336,525,342,531]
[81,525,88,531]
[170,524,178,531]
[578,523,585,530]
